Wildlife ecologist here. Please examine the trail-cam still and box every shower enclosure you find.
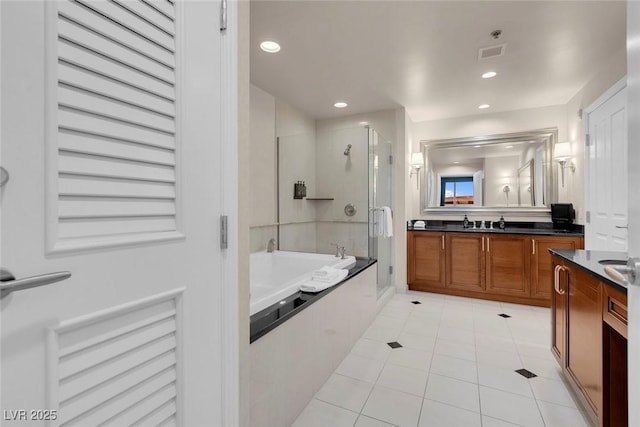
[276,125,393,295]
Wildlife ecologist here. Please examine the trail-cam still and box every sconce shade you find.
[554,142,571,160]
[411,152,423,168]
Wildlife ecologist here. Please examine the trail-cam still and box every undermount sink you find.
[598,259,627,266]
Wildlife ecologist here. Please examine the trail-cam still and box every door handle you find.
[1,268,71,298]
[554,265,566,295]
[615,225,628,229]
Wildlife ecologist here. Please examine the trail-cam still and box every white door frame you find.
[220,0,239,423]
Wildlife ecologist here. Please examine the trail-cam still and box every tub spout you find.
[267,238,276,253]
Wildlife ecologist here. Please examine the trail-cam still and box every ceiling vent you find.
[478,44,506,60]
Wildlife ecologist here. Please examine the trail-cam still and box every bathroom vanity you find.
[550,249,628,427]
[406,223,584,306]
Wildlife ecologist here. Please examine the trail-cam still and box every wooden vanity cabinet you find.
[408,231,584,306]
[602,285,628,427]
[485,234,530,298]
[407,231,446,290]
[565,266,603,421]
[445,233,485,292]
[532,236,583,300]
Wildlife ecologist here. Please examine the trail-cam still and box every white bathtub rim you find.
[250,250,356,316]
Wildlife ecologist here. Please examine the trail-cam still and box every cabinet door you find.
[408,231,446,289]
[551,260,568,366]
[485,234,531,297]
[531,236,583,300]
[445,233,485,292]
[566,267,602,419]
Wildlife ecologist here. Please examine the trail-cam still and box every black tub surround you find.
[250,257,376,343]
[407,220,584,237]
[548,249,628,293]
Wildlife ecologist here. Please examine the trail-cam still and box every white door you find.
[627,2,640,425]
[0,1,237,426]
[585,82,628,251]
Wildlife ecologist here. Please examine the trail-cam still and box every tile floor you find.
[292,291,592,427]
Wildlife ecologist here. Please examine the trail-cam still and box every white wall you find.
[565,47,627,224]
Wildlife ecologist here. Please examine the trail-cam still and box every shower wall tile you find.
[279,223,317,253]
[278,131,317,224]
[316,222,368,258]
[315,126,369,223]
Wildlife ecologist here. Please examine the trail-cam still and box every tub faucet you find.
[267,238,276,253]
[338,246,346,259]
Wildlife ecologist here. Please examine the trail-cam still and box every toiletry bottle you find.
[499,215,505,230]
[463,215,469,229]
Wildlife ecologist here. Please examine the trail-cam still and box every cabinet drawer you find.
[603,285,628,339]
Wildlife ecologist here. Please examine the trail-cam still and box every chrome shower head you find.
[344,144,352,156]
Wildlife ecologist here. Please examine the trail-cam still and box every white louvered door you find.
[1,1,235,426]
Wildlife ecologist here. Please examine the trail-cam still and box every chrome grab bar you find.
[554,264,566,295]
[1,268,71,298]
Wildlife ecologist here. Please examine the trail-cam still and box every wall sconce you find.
[554,142,576,188]
[410,152,423,189]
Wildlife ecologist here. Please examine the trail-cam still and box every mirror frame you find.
[420,127,558,215]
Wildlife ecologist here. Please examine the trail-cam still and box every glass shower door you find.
[368,128,394,295]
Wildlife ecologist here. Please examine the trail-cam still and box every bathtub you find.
[250,250,357,316]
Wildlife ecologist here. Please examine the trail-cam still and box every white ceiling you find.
[250,1,626,122]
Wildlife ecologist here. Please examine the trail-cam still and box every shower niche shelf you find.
[305,197,334,201]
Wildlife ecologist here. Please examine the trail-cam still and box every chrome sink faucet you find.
[267,238,276,253]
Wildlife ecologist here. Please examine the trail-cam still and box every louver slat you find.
[50,291,182,427]
[53,0,179,246]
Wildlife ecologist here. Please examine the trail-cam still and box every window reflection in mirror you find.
[420,128,557,213]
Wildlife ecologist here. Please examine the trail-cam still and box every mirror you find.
[420,128,557,214]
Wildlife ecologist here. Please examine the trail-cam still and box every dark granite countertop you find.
[548,249,628,293]
[250,257,377,343]
[407,223,584,237]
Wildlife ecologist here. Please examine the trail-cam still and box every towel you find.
[310,272,340,283]
[381,206,393,237]
[312,266,339,278]
[300,269,349,293]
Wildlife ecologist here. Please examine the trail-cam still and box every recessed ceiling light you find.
[478,104,491,109]
[474,145,481,148]
[260,41,281,53]
[506,145,513,149]
[454,161,460,164]
[334,102,348,108]
[482,71,497,79]
[359,121,369,125]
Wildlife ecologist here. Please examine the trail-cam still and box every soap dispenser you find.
[463,215,469,229]
[499,215,505,230]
